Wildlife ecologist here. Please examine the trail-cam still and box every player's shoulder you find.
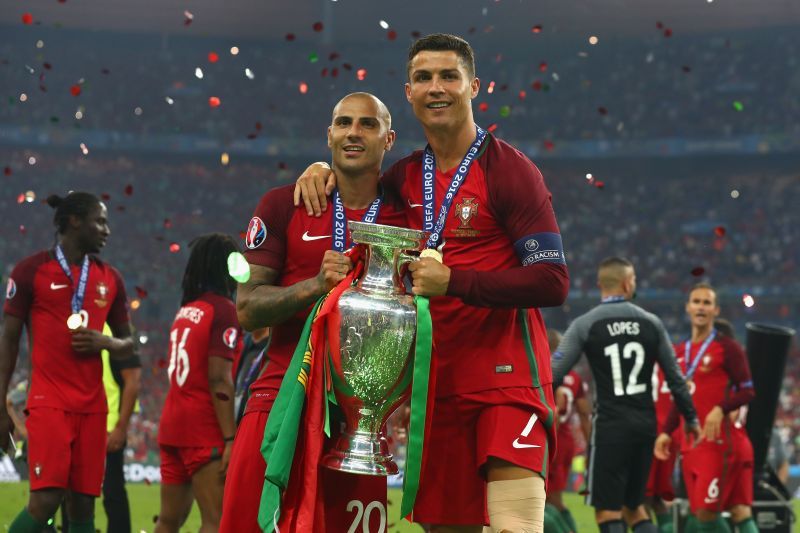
[256,183,297,208]
[482,135,540,175]
[12,250,52,272]
[90,255,124,279]
[715,333,744,353]
[196,291,235,310]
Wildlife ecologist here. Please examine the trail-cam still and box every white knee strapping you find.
[486,476,545,533]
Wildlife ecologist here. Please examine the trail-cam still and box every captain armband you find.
[513,232,566,266]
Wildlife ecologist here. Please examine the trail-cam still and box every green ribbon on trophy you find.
[400,294,433,520]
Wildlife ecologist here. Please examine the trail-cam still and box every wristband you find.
[223,436,235,443]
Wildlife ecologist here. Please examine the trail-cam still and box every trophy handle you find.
[396,251,418,279]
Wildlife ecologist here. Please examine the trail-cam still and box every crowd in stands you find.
[1,26,799,144]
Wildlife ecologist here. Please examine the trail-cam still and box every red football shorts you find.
[548,425,575,493]
[646,435,679,501]
[682,429,753,513]
[414,386,555,526]
[160,445,221,485]
[26,407,107,496]
[220,410,269,533]
[220,409,389,533]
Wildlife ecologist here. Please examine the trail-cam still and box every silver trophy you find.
[322,221,428,476]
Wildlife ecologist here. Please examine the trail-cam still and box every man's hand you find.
[71,327,109,353]
[702,405,724,442]
[654,433,673,461]
[219,442,233,476]
[293,162,336,217]
[408,258,451,297]
[0,406,13,454]
[685,420,702,446]
[316,251,353,294]
[107,425,126,452]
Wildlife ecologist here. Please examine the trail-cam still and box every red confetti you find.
[328,52,339,61]
[22,13,33,25]
[208,96,221,108]
[208,51,219,63]
[312,22,324,32]
[539,62,548,73]
[411,31,421,38]
[124,184,133,196]
[387,29,397,41]
[163,218,172,228]
[116,205,125,212]
[543,140,555,151]
[714,226,726,238]
[342,63,353,71]
[215,392,231,401]
[593,180,605,189]
[19,225,26,234]
[255,122,262,131]
[598,106,608,115]
[518,90,527,101]
[16,193,25,204]
[169,243,181,253]
[487,123,498,132]
[101,193,111,201]
[183,10,194,26]
[69,84,81,97]
[299,82,308,94]
[478,102,489,112]
[247,133,257,140]
[664,28,673,38]
[3,166,11,176]
[43,62,52,70]
[156,358,168,369]
[331,68,339,78]
[285,33,295,41]
[356,68,367,81]
[690,266,705,277]
[39,84,47,93]
[135,286,148,299]
[531,25,542,33]
[278,162,287,169]
[321,68,328,77]
[656,21,664,29]
[532,81,543,91]
[238,230,247,240]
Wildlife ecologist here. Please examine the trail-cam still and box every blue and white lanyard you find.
[422,125,487,249]
[55,245,90,315]
[684,329,717,380]
[601,295,626,304]
[331,187,383,252]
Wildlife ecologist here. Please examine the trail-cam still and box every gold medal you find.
[420,249,443,263]
[67,313,83,330]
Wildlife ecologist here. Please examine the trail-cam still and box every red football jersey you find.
[3,250,129,413]
[383,136,564,396]
[158,292,241,446]
[243,184,406,414]
[556,370,586,443]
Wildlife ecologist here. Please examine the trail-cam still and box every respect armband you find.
[513,232,566,266]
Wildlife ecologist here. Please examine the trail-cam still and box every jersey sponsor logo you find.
[302,231,332,241]
[50,282,69,290]
[512,413,542,449]
[407,199,423,208]
[524,239,540,252]
[222,327,238,349]
[453,197,479,237]
[245,216,267,249]
[495,364,513,373]
[5,278,16,299]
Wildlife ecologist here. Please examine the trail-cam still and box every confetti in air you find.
[228,252,251,283]
[299,82,308,94]
[245,68,255,80]
[356,68,367,81]
[208,96,221,108]
[690,266,705,277]
[713,226,726,238]
[169,243,181,253]
[208,52,219,63]
[742,294,755,308]
[22,13,34,25]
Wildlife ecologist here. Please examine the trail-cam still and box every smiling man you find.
[221,92,406,532]
[295,34,570,532]
[0,192,136,533]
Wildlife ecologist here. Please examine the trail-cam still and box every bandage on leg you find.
[486,476,545,533]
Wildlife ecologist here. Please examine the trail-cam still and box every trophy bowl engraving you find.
[322,222,428,476]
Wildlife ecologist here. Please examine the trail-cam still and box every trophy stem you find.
[322,430,398,476]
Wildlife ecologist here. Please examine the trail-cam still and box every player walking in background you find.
[546,329,591,533]
[0,192,136,533]
[155,234,241,533]
[221,92,405,532]
[295,34,569,532]
[552,257,698,533]
[655,283,757,533]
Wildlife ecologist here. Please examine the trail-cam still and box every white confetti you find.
[379,20,389,29]
[245,68,255,80]
[195,67,204,79]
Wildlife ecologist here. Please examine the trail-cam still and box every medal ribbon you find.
[422,125,487,249]
[684,329,717,380]
[55,245,90,316]
[331,187,383,252]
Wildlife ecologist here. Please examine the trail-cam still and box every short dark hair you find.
[598,256,633,270]
[180,233,240,305]
[689,282,718,306]
[407,33,476,79]
[46,192,101,234]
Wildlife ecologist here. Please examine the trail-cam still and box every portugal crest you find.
[95,281,109,308]
[453,197,479,237]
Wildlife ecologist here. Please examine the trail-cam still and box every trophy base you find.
[322,431,398,476]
